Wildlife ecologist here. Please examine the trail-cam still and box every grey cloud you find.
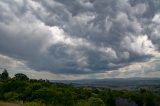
[0,0,160,75]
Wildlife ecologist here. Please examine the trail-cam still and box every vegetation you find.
[0,69,160,106]
[0,69,9,80]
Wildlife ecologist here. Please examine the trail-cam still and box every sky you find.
[0,0,160,80]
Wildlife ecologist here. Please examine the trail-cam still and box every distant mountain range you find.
[51,78,160,90]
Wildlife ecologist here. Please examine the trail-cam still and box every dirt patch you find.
[0,101,19,106]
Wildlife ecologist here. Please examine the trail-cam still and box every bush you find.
[3,92,19,101]
[24,102,45,106]
[76,100,89,106]
[88,97,105,106]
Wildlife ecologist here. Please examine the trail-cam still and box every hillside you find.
[0,70,160,106]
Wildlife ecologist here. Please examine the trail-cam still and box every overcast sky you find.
[0,0,160,80]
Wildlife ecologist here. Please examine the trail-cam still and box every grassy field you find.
[0,101,19,106]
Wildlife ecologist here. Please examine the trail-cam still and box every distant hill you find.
[51,78,160,89]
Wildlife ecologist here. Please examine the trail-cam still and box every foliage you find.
[75,100,90,106]
[88,97,105,106]
[14,73,29,80]
[0,69,9,80]
[24,102,45,106]
[0,70,160,106]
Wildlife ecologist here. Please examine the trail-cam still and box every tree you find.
[88,97,105,106]
[1,69,9,80]
[14,73,29,80]
[76,100,89,106]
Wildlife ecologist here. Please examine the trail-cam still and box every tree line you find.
[0,69,29,81]
[0,69,160,106]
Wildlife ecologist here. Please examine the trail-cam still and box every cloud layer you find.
[0,0,160,78]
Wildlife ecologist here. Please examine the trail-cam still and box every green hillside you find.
[0,69,160,106]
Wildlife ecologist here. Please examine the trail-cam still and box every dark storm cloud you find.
[0,0,160,74]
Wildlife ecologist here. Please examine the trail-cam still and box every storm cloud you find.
[0,0,160,77]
